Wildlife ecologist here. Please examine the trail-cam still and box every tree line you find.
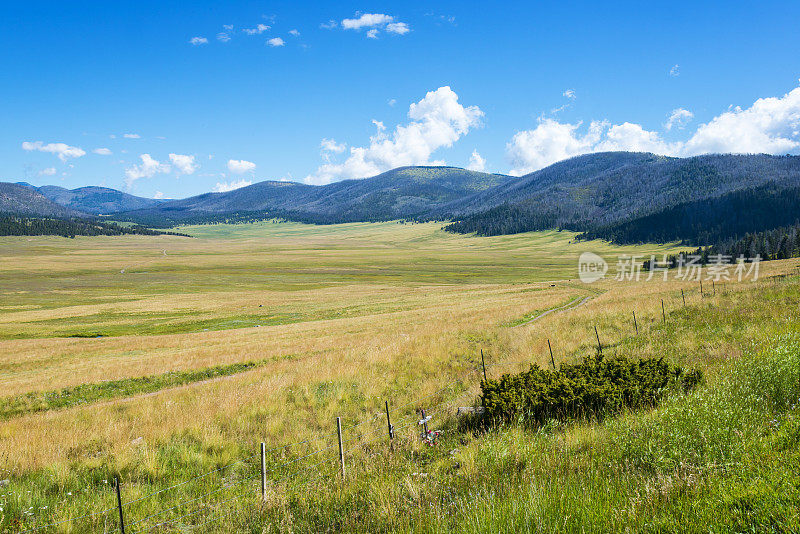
[0,215,191,238]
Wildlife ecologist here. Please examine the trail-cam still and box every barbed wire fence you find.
[15,283,723,533]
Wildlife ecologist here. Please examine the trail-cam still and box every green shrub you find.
[480,353,703,425]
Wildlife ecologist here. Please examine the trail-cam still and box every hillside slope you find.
[441,152,800,236]
[37,185,162,215]
[120,166,514,224]
[0,182,85,217]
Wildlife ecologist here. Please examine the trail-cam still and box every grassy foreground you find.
[0,221,798,532]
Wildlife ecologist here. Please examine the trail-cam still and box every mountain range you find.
[3,152,800,245]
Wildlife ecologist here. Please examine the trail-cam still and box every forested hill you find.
[0,182,85,218]
[441,153,800,240]
[37,185,163,215]
[118,166,514,225]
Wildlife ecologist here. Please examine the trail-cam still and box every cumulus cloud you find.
[189,36,208,45]
[682,86,800,155]
[213,179,253,192]
[39,167,57,176]
[168,153,198,175]
[665,108,694,131]
[22,141,86,162]
[386,22,410,35]
[243,24,270,35]
[267,37,285,47]
[506,83,800,175]
[669,64,680,77]
[288,29,300,37]
[320,138,346,160]
[467,150,486,172]
[227,159,256,174]
[563,89,576,99]
[342,13,393,30]
[123,133,140,139]
[124,154,171,188]
[93,147,112,155]
[340,13,410,38]
[306,86,483,184]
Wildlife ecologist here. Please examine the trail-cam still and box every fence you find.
[18,281,730,533]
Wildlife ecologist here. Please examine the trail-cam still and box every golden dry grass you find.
[1,220,789,482]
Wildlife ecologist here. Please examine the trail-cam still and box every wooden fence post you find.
[594,326,601,353]
[681,289,686,307]
[260,442,267,502]
[385,400,394,442]
[114,476,126,534]
[713,280,716,296]
[633,311,638,335]
[336,417,345,480]
[661,299,666,323]
[547,339,555,369]
[700,280,704,297]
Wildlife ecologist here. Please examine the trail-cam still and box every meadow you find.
[0,221,797,532]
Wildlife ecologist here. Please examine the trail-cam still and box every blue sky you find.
[2,1,800,199]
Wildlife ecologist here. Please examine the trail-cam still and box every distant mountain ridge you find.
[37,185,164,215]
[4,153,800,246]
[118,166,515,224]
[0,183,85,218]
[440,152,800,237]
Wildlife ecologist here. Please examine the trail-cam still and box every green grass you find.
[0,356,289,419]
[4,278,800,532]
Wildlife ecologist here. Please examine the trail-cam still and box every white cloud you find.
[223,24,234,31]
[386,22,410,35]
[153,191,165,199]
[39,167,57,176]
[267,37,285,47]
[339,13,410,38]
[123,133,140,139]
[669,64,680,77]
[22,141,86,162]
[306,86,483,184]
[168,153,198,175]
[321,138,346,154]
[467,150,486,172]
[505,83,800,175]
[243,24,270,35]
[217,32,231,42]
[189,36,208,45]
[682,86,800,155]
[563,89,576,100]
[320,20,338,29]
[213,179,253,192]
[665,108,694,131]
[342,13,393,30]
[93,147,112,155]
[288,29,300,37]
[124,154,171,188]
[227,159,256,174]
[388,98,397,107]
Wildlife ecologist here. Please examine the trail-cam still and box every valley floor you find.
[0,221,797,532]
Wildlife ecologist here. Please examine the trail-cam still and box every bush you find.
[480,353,703,426]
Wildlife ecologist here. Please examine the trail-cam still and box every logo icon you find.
[578,252,608,283]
